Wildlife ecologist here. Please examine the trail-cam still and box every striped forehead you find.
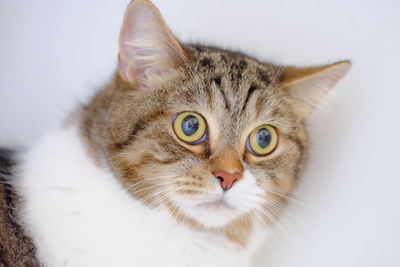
[170,48,283,144]
[195,50,278,110]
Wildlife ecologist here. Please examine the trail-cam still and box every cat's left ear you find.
[118,0,188,86]
[280,61,351,119]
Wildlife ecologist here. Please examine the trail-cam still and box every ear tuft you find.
[118,0,187,86]
[280,61,351,118]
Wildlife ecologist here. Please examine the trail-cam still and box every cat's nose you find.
[214,171,242,191]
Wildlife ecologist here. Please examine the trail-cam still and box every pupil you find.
[256,128,271,149]
[181,115,199,136]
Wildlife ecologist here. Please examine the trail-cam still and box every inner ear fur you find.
[118,0,190,87]
[279,60,351,119]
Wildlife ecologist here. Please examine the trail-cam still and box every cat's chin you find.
[178,200,244,228]
[170,193,251,228]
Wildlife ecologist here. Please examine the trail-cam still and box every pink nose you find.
[214,171,242,191]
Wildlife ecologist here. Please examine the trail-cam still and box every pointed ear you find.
[279,61,351,119]
[118,0,188,86]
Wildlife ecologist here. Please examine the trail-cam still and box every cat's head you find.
[88,0,350,228]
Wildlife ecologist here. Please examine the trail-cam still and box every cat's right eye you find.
[172,112,207,145]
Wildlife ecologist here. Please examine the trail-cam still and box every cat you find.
[0,0,350,266]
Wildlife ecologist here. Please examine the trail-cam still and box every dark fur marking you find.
[217,87,230,111]
[138,153,180,166]
[239,60,247,70]
[114,111,165,151]
[213,76,222,87]
[192,44,205,52]
[0,149,40,266]
[241,84,258,113]
[220,55,228,64]
[260,74,270,83]
[114,119,146,150]
[157,157,181,165]
[258,70,271,83]
[202,140,212,159]
[200,58,212,67]
[0,149,14,175]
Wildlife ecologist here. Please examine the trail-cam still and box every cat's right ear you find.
[118,0,188,87]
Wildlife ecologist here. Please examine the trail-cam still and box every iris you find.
[181,115,199,136]
[256,128,272,149]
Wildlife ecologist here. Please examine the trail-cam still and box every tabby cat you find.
[0,0,350,266]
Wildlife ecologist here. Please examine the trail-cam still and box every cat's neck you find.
[14,116,266,266]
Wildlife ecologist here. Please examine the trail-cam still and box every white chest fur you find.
[15,124,265,267]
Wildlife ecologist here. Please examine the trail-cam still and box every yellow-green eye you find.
[246,125,278,156]
[173,112,207,144]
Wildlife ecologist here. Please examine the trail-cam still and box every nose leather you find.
[214,171,242,191]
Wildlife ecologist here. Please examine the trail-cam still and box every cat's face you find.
[87,0,350,228]
[106,49,306,227]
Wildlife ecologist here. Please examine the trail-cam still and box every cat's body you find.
[0,0,350,266]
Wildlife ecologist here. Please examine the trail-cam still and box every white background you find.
[1,0,399,266]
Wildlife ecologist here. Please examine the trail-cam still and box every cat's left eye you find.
[173,112,207,144]
[246,125,278,156]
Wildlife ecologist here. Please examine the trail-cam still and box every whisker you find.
[138,187,173,203]
[125,174,180,191]
[175,188,209,195]
[265,189,309,208]
[267,65,283,91]
[125,177,166,190]
[149,193,171,209]
[129,181,174,195]
[256,206,288,237]
[263,199,306,228]
[138,185,188,203]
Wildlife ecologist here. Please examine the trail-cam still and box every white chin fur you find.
[178,201,243,228]
[173,171,266,228]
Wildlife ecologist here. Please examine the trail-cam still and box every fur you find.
[0,149,39,266]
